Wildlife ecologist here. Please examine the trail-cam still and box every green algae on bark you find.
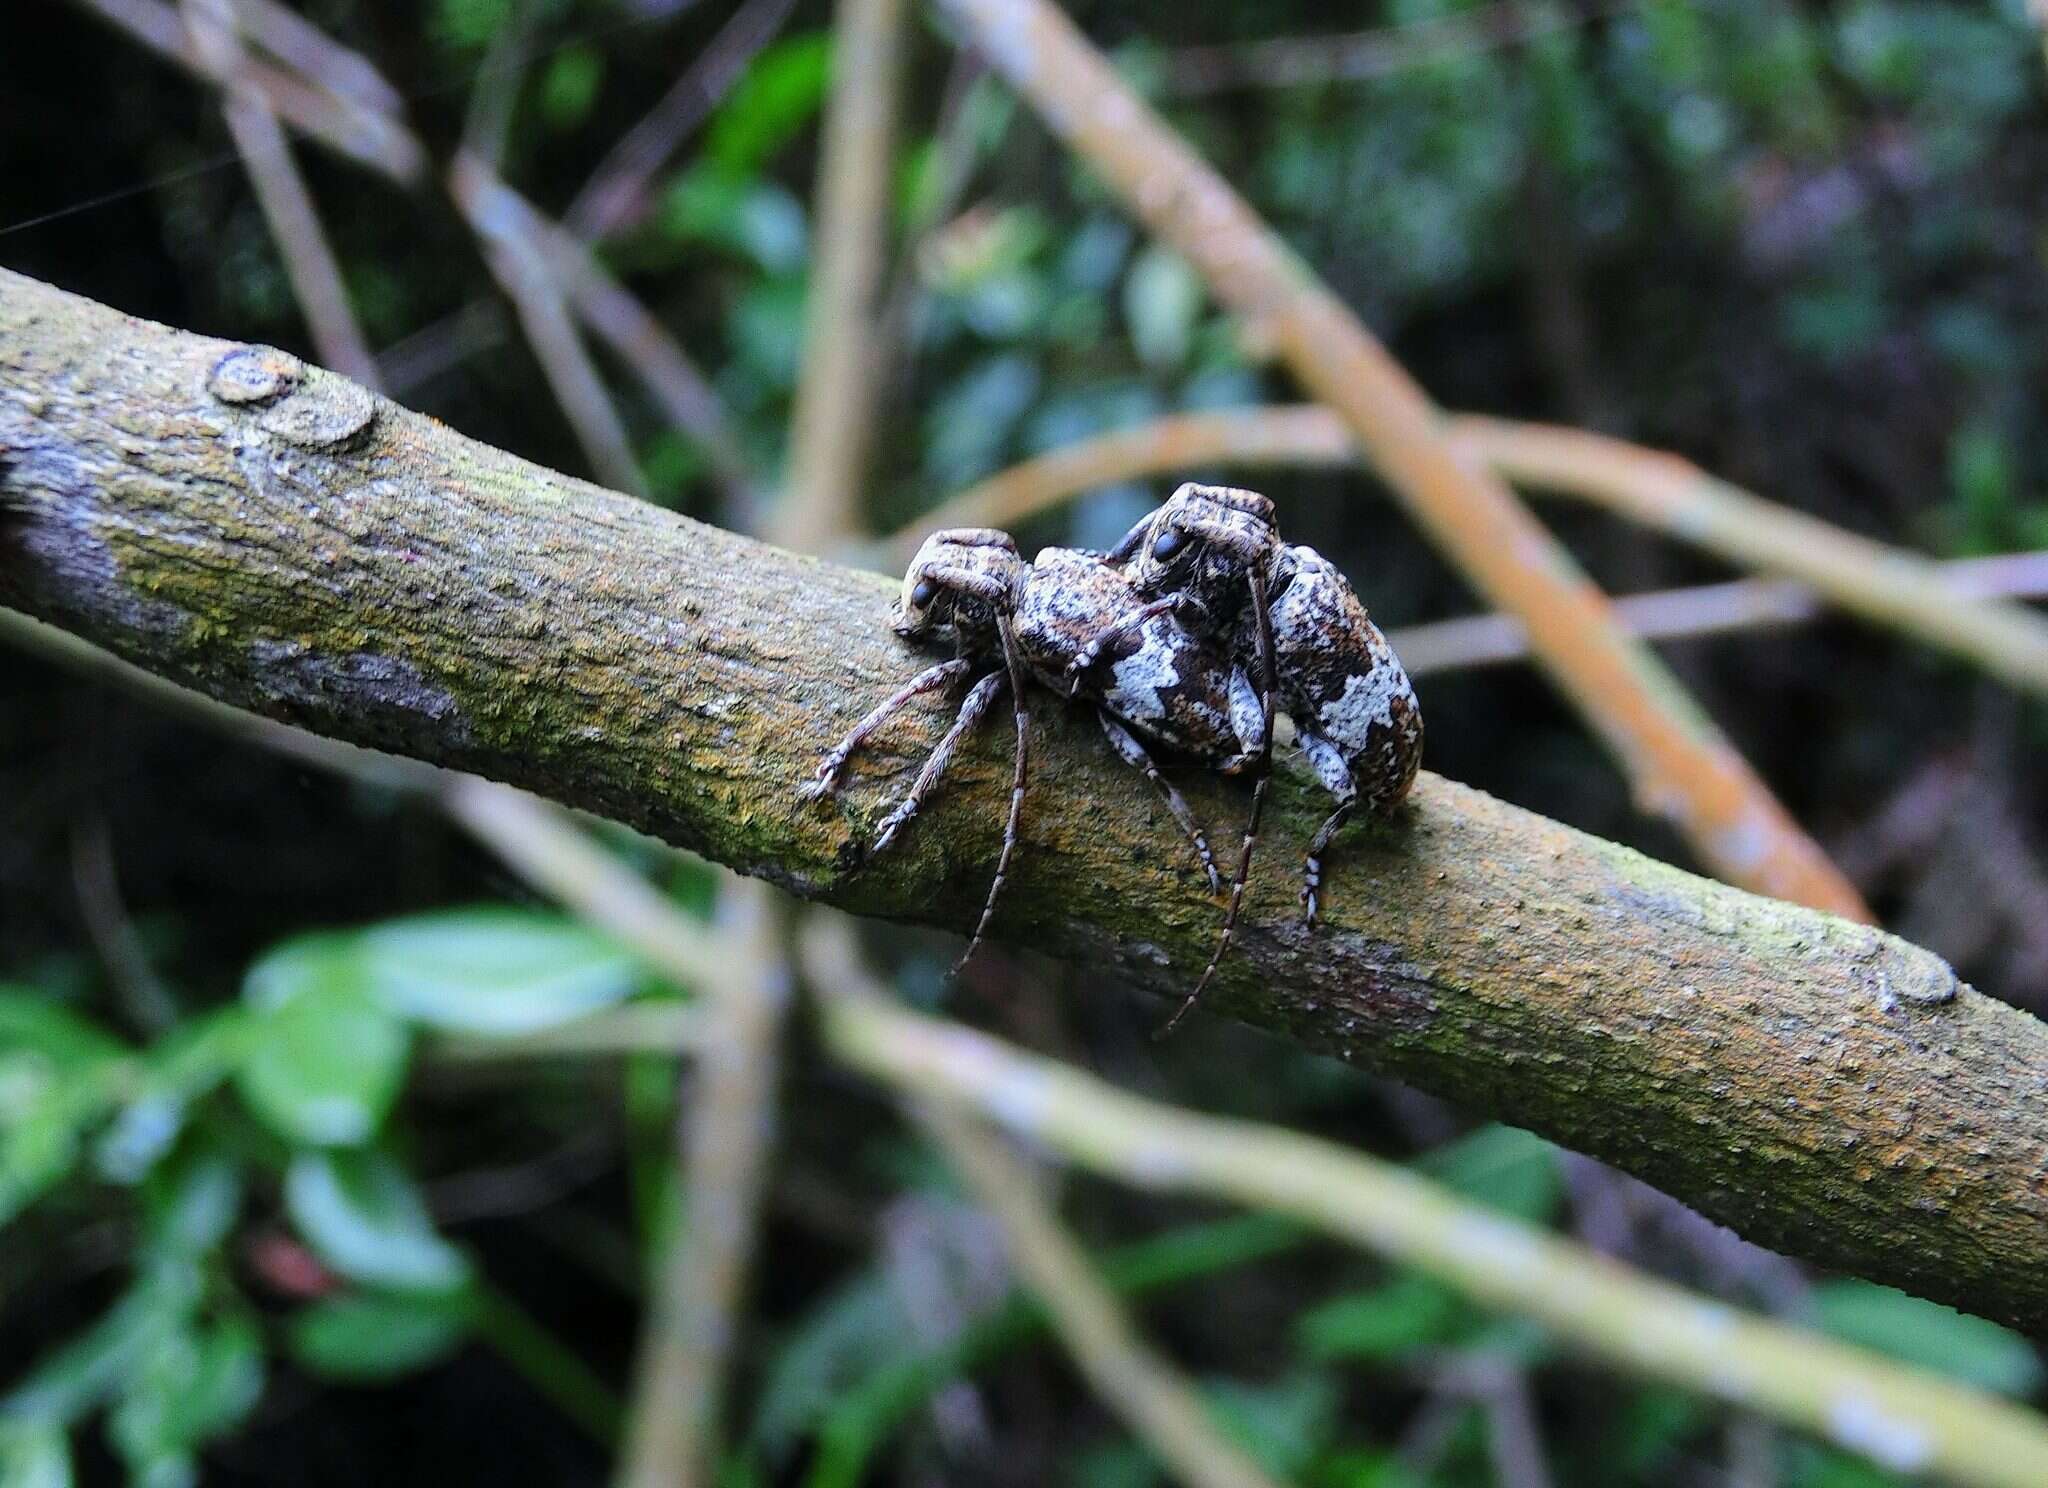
[3,266,2046,1329]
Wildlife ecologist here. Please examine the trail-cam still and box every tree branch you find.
[4,268,2047,1329]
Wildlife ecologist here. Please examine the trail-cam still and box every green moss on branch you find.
[4,267,2046,1328]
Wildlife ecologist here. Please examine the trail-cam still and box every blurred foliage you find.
[4,0,2048,1482]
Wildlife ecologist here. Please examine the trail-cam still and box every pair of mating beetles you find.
[802,483,1422,1030]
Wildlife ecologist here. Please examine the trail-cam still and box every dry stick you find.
[73,0,427,182]
[13,267,2048,1327]
[565,0,804,240]
[1161,0,1623,96]
[889,406,2048,697]
[179,0,383,388]
[1447,417,2048,699]
[528,194,761,507]
[912,1103,1290,1488]
[931,0,1866,920]
[461,0,543,175]
[817,989,2048,1488]
[237,0,403,114]
[783,0,909,546]
[808,916,1287,1488]
[449,151,651,499]
[1390,555,2048,678]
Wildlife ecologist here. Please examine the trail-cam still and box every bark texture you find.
[4,268,2046,1328]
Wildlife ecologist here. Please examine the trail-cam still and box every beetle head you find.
[893,528,1027,648]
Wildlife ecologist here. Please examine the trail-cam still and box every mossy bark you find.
[4,268,2046,1328]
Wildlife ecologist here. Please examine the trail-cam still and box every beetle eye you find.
[910,579,937,607]
[1151,529,1186,561]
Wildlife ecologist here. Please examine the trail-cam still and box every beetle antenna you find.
[952,615,1032,978]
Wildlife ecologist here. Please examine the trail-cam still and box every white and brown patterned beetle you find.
[800,528,1265,978]
[1108,483,1423,951]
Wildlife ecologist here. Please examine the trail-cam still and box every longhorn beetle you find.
[1109,485,1424,1000]
[800,528,1266,979]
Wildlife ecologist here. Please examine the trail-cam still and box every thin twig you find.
[69,812,177,1034]
[874,54,988,388]
[619,880,787,1488]
[83,0,754,507]
[74,0,426,182]
[461,0,543,174]
[236,0,403,114]
[449,150,650,497]
[780,0,909,548]
[429,1002,706,1060]
[812,967,2048,1488]
[890,405,2048,696]
[377,298,512,393]
[935,0,1870,917]
[1161,0,1627,96]
[1389,554,2048,677]
[565,0,804,240]
[913,1100,1290,1488]
[530,213,762,510]
[1448,417,2048,700]
[180,0,383,387]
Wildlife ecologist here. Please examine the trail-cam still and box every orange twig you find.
[930,0,1868,918]
[892,406,2048,698]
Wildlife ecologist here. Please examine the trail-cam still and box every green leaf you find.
[95,1010,250,1185]
[1812,1280,2044,1395]
[1202,1372,1338,1477]
[3,1265,202,1427]
[142,1151,242,1259]
[0,1039,128,1228]
[657,167,809,272]
[361,907,644,1035]
[1296,1274,1468,1362]
[284,1149,470,1295]
[0,991,125,1065]
[108,1314,262,1486]
[288,1290,471,1381]
[1310,1450,1428,1488]
[705,32,833,174]
[539,46,604,130]
[1418,1124,1563,1223]
[1122,247,1203,369]
[0,1425,73,1488]
[430,0,514,50]
[236,934,408,1146]
[752,1275,915,1454]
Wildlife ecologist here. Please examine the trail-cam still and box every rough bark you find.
[4,268,2046,1328]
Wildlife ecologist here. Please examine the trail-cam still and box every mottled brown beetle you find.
[1105,484,1424,1026]
[800,528,1265,977]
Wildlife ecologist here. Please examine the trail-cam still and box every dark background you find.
[4,1,2046,1483]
